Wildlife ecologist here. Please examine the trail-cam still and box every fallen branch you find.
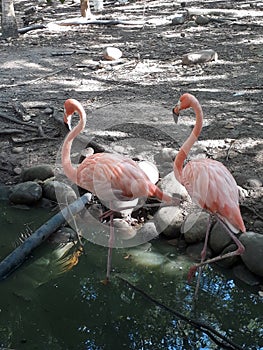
[11,136,59,144]
[0,67,71,90]
[187,7,263,18]
[50,18,145,27]
[117,276,243,350]
[0,129,25,135]
[18,24,47,34]
[0,193,92,281]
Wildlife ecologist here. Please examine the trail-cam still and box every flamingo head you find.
[172,93,194,122]
[64,99,77,131]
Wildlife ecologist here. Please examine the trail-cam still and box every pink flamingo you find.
[62,98,176,282]
[172,93,246,281]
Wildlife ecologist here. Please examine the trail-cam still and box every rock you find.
[246,178,262,188]
[93,0,103,12]
[240,231,263,277]
[215,244,240,268]
[49,227,78,244]
[13,167,22,175]
[181,211,209,244]
[233,264,261,286]
[12,147,24,154]
[186,242,212,262]
[42,180,77,204]
[171,14,186,25]
[158,171,188,199]
[195,15,210,25]
[103,47,122,61]
[182,49,218,65]
[154,206,184,238]
[21,165,54,182]
[9,181,42,205]
[43,107,53,115]
[209,221,233,254]
[138,160,159,184]
[0,185,11,200]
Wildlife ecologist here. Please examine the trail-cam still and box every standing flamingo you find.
[62,98,176,283]
[172,93,246,281]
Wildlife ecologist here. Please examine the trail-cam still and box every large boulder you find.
[240,231,263,277]
[21,165,54,182]
[9,181,42,205]
[181,211,209,244]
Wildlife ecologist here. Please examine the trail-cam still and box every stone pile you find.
[6,164,263,287]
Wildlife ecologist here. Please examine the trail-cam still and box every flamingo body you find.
[61,98,175,282]
[76,152,171,203]
[172,93,245,282]
[179,158,245,233]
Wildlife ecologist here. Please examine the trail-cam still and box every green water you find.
[0,201,262,350]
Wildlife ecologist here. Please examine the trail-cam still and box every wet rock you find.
[21,165,54,182]
[209,221,233,254]
[154,206,184,238]
[49,227,77,244]
[182,49,218,65]
[42,180,77,204]
[240,231,263,277]
[186,242,212,262]
[0,185,11,200]
[233,264,261,286]
[9,181,42,205]
[181,211,209,244]
[103,47,122,61]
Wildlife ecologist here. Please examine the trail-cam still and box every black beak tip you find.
[173,111,179,124]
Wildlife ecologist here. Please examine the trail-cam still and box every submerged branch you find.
[0,193,92,281]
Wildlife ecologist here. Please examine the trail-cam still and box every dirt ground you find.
[0,0,262,232]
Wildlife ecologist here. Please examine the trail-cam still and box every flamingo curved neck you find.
[174,98,203,182]
[61,104,87,184]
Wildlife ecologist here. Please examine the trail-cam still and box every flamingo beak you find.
[64,112,72,131]
[172,100,181,123]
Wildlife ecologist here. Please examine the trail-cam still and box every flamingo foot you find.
[187,265,198,282]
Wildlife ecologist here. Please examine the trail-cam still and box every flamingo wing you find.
[182,158,245,232]
[76,153,154,201]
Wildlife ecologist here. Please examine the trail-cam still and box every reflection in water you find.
[0,201,262,350]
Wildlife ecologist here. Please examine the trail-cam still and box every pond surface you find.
[0,201,262,350]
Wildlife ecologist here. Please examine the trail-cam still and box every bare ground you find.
[0,0,262,232]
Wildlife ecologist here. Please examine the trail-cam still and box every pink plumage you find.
[173,93,245,281]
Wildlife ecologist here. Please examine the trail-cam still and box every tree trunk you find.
[80,0,91,18]
[1,0,18,38]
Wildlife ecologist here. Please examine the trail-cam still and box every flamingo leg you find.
[194,215,212,297]
[188,215,245,281]
[104,210,115,284]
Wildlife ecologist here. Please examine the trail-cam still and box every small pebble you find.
[103,47,122,61]
[13,167,22,175]
[12,147,24,154]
